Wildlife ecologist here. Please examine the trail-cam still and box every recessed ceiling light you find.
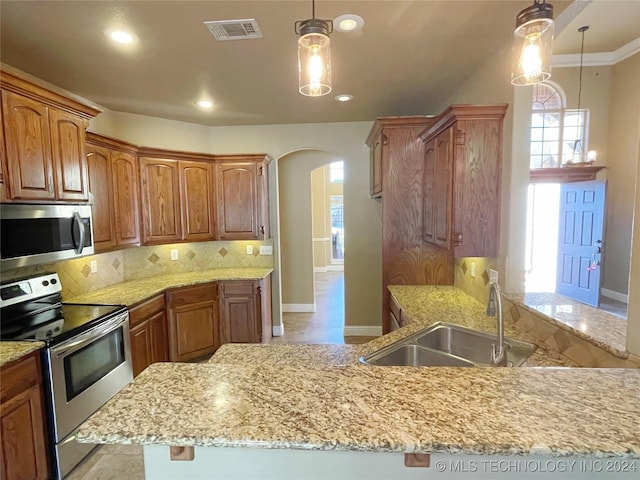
[335,94,353,102]
[196,100,213,109]
[334,14,364,32]
[108,30,135,44]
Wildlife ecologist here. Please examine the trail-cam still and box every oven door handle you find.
[51,313,128,357]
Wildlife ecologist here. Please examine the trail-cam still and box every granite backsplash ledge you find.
[0,240,274,299]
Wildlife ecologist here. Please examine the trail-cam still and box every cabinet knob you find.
[453,232,463,246]
[260,225,265,235]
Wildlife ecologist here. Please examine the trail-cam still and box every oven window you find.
[63,326,125,401]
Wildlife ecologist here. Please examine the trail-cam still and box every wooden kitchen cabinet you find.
[0,69,100,202]
[139,149,216,245]
[369,130,385,197]
[129,295,169,377]
[86,133,140,252]
[0,351,49,480]
[215,155,270,240]
[166,283,220,362]
[419,104,507,258]
[219,281,261,343]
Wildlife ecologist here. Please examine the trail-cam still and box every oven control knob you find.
[50,278,58,285]
[42,280,49,287]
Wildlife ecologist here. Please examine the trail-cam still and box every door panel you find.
[556,180,605,306]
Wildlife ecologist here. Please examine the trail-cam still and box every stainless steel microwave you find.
[1,204,94,269]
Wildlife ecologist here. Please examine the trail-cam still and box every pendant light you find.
[295,0,333,96]
[570,25,589,164]
[511,0,554,86]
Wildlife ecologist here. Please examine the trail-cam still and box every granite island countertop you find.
[77,285,640,458]
[0,341,44,367]
[77,362,640,457]
[65,268,273,306]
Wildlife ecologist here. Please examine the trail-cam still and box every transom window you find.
[530,83,589,168]
[330,161,343,183]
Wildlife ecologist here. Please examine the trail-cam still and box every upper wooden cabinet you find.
[419,104,508,258]
[139,148,217,245]
[369,131,385,197]
[215,155,270,241]
[86,133,140,253]
[0,69,100,202]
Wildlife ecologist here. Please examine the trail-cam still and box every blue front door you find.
[556,180,606,307]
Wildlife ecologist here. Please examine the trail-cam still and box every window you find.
[530,83,589,168]
[329,161,343,183]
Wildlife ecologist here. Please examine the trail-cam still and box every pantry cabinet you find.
[0,69,100,202]
[215,155,270,240]
[419,104,507,258]
[166,283,220,362]
[86,133,140,253]
[129,295,169,377]
[0,351,49,480]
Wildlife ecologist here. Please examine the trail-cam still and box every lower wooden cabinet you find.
[129,294,169,377]
[219,281,260,343]
[0,351,49,480]
[166,283,220,362]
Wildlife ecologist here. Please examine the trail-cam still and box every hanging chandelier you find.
[295,0,333,96]
[511,0,555,86]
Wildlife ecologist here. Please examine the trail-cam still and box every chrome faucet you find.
[486,281,507,366]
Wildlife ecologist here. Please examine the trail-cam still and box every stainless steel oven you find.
[0,203,94,269]
[0,273,132,479]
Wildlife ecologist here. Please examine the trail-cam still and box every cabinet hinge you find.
[381,133,388,146]
[454,129,465,146]
[259,166,264,176]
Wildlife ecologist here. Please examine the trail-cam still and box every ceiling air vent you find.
[204,19,263,41]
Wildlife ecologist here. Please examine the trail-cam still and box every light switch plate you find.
[489,269,499,284]
[170,249,179,261]
[90,260,98,273]
[470,262,476,278]
[259,245,273,255]
[246,245,253,255]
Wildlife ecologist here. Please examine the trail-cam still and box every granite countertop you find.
[0,341,44,367]
[78,285,640,458]
[65,268,273,306]
[77,362,640,457]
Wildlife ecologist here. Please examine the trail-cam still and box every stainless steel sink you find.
[360,322,537,367]
[363,344,475,367]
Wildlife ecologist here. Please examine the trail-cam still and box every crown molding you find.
[553,37,640,67]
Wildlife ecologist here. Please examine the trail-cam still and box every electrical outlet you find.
[170,249,179,261]
[246,245,253,255]
[489,269,499,284]
[90,260,98,273]
[259,245,273,255]
[470,262,476,278]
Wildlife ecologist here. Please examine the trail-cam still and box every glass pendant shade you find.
[511,1,554,86]
[297,19,332,96]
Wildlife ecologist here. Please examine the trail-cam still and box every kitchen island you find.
[76,287,640,479]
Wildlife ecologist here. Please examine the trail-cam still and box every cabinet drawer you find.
[166,283,218,307]
[0,351,40,402]
[221,281,255,296]
[130,294,165,328]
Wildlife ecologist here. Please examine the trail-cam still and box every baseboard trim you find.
[326,264,344,271]
[314,267,327,273]
[272,324,284,337]
[601,288,628,303]
[343,326,382,337]
[282,303,316,313]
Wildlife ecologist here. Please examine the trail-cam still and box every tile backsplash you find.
[454,257,505,304]
[1,240,274,299]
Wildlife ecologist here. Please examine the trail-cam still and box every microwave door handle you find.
[72,211,85,254]
[51,314,127,357]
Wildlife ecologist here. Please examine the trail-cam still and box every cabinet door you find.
[87,144,116,252]
[1,90,55,200]
[422,137,436,244]
[149,310,169,364]
[433,128,453,249]
[370,132,384,198]
[140,158,182,244]
[112,151,140,247]
[180,161,215,242]
[167,284,219,362]
[130,320,152,378]
[48,108,89,201]
[215,162,260,240]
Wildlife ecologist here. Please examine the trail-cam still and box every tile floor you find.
[65,272,372,479]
